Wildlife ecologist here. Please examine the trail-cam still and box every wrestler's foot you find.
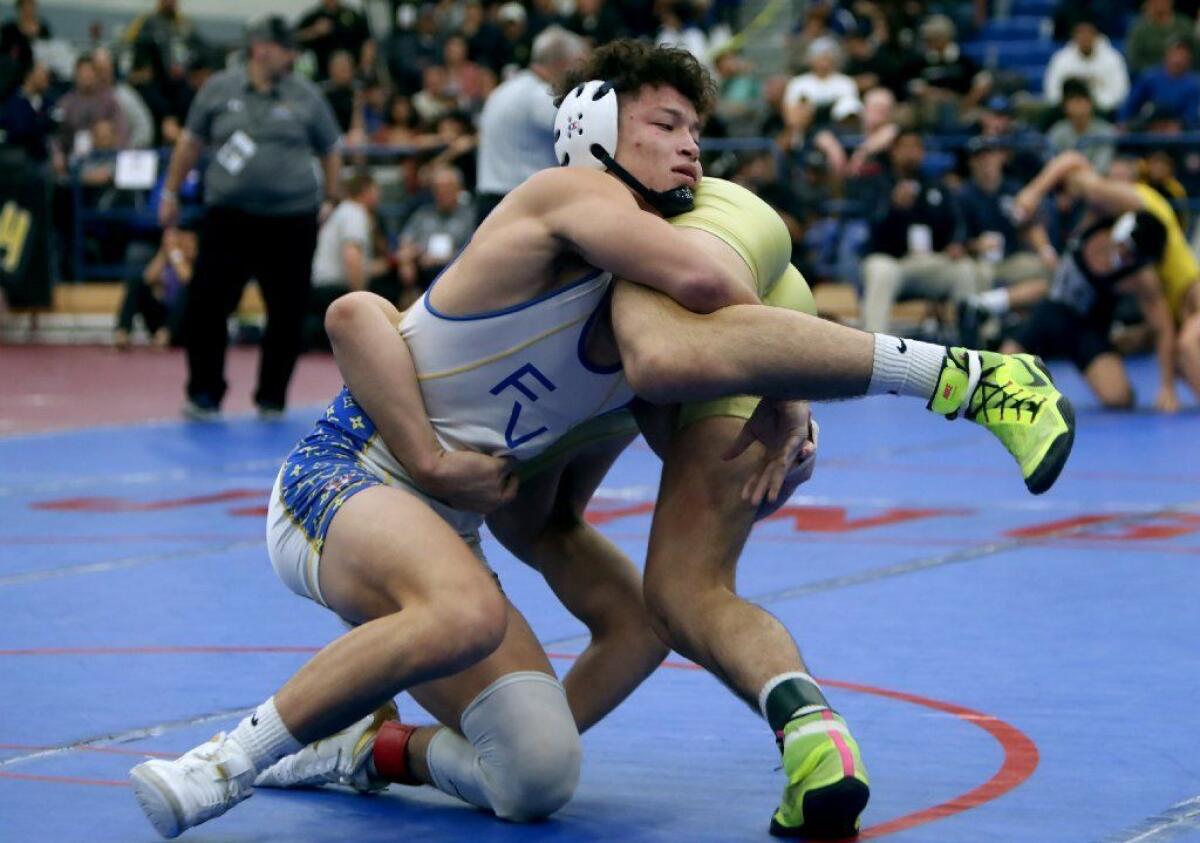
[130,732,255,839]
[929,348,1075,495]
[770,710,869,838]
[255,702,398,793]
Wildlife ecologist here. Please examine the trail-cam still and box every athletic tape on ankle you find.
[760,673,830,732]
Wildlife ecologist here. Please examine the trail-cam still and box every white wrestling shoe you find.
[129,732,255,839]
[255,701,396,793]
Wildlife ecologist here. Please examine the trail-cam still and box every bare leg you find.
[488,433,667,732]
[613,280,875,403]
[640,414,807,706]
[277,486,509,743]
[1082,353,1135,410]
[1176,306,1200,402]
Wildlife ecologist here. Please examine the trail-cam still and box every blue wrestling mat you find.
[2,355,1199,842]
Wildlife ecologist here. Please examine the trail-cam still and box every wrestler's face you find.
[615,84,702,199]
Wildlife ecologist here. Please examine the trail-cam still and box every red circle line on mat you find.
[0,647,1038,839]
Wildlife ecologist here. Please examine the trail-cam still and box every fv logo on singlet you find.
[490,363,557,449]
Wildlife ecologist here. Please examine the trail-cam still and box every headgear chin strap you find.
[554,80,695,217]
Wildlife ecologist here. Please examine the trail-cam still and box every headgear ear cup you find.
[553,79,696,217]
[554,81,618,171]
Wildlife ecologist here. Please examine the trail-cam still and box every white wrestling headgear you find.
[553,79,695,216]
[553,80,618,170]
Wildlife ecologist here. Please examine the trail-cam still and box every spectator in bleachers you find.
[910,13,990,130]
[474,25,586,223]
[397,164,474,293]
[384,4,443,94]
[842,15,918,102]
[1120,36,1200,129]
[528,0,569,39]
[786,1,835,75]
[1047,79,1117,173]
[565,0,625,47]
[357,74,386,138]
[0,0,50,99]
[657,1,714,66]
[454,2,501,75]
[839,87,900,179]
[92,47,155,150]
[496,2,533,72]
[441,34,489,110]
[956,139,1054,346]
[972,95,1043,184]
[782,37,860,148]
[122,0,204,87]
[114,224,195,349]
[712,50,765,136]
[427,110,478,191]
[0,60,52,164]
[412,65,456,127]
[374,93,425,145]
[306,171,379,349]
[54,54,127,174]
[859,129,975,333]
[731,149,807,263]
[296,0,371,81]
[126,49,175,145]
[321,49,357,134]
[1126,0,1194,75]
[1043,17,1131,116]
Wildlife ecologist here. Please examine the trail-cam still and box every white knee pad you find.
[425,671,581,822]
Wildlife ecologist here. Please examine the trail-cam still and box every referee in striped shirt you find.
[473,26,588,225]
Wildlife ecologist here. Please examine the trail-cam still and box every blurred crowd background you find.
[1,0,1198,365]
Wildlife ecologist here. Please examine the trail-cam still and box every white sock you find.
[976,287,1010,316]
[227,697,303,774]
[866,333,946,400]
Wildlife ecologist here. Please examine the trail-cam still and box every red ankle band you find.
[372,721,420,785]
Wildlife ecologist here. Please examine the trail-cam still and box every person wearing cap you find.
[955,138,1056,347]
[1119,36,1200,131]
[1010,151,1200,412]
[781,35,860,146]
[1043,17,1130,116]
[474,25,587,224]
[159,15,342,420]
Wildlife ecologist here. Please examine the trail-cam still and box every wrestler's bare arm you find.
[526,168,759,312]
[325,292,517,513]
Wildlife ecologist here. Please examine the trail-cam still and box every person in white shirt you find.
[474,25,588,224]
[306,172,380,349]
[782,36,860,147]
[1043,18,1130,114]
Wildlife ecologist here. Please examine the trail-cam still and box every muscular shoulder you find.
[514,167,636,214]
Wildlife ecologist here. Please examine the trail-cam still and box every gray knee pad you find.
[426,671,581,822]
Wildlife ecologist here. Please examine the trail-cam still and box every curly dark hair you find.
[558,39,717,121]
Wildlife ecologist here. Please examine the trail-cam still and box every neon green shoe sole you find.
[931,349,1075,495]
[770,712,870,839]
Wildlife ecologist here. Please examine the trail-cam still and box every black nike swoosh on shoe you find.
[251,714,259,727]
[897,339,907,353]
[1014,357,1048,388]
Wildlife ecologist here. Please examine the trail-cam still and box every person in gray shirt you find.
[1046,79,1116,174]
[158,15,342,420]
[398,165,475,293]
[473,26,587,224]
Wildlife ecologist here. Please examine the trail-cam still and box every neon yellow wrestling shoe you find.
[929,348,1075,495]
[770,711,870,839]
